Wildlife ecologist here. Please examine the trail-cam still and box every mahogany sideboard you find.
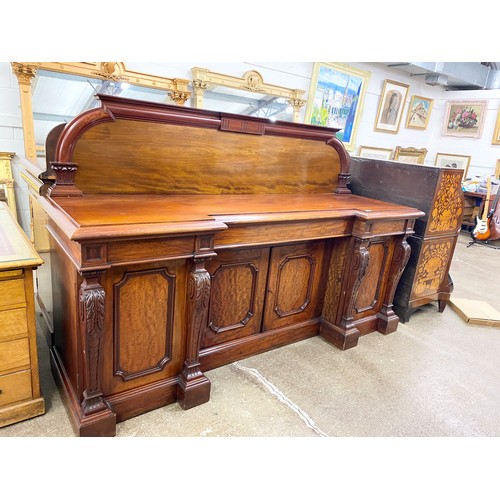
[31,95,424,436]
[349,157,464,322]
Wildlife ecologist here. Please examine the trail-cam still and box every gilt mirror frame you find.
[11,62,192,163]
[191,67,306,123]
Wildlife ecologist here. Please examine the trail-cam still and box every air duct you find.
[385,62,500,90]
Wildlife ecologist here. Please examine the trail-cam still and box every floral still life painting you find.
[442,100,488,138]
[305,63,371,151]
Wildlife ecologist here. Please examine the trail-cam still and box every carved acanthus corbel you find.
[79,271,108,416]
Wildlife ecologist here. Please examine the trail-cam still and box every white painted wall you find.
[2,61,499,235]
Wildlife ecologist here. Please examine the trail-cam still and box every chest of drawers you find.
[0,202,45,427]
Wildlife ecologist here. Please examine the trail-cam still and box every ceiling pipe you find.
[386,62,500,90]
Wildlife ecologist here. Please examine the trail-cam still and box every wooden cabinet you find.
[0,202,44,428]
[26,95,423,436]
[349,158,464,322]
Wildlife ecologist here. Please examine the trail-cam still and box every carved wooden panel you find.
[354,240,391,316]
[113,268,175,380]
[263,241,326,331]
[427,171,463,234]
[411,238,454,299]
[202,248,269,348]
[322,238,349,324]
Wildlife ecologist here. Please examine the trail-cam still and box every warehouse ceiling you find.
[384,62,500,90]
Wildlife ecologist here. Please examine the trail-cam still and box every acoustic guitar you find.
[472,177,492,241]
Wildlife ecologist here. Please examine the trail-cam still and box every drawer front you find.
[0,276,26,309]
[0,308,28,342]
[0,369,32,407]
[0,338,30,374]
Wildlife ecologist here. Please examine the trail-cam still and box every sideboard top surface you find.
[43,193,425,242]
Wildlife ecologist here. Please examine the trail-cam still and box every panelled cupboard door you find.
[263,241,326,331]
[101,260,187,395]
[202,248,270,349]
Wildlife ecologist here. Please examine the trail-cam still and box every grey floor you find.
[1,231,500,439]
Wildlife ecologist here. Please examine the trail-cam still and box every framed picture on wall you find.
[492,107,500,145]
[304,62,371,151]
[357,145,393,160]
[442,100,488,139]
[393,146,427,164]
[435,153,471,179]
[374,79,409,134]
[406,95,434,130]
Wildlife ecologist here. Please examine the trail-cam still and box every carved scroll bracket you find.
[377,236,411,334]
[79,270,108,416]
[342,238,370,326]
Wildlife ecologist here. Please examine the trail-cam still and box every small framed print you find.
[406,95,433,130]
[374,79,409,134]
[435,153,471,179]
[442,100,488,139]
[357,145,393,160]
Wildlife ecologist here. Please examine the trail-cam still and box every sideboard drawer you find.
[0,338,30,374]
[0,308,28,342]
[0,369,32,407]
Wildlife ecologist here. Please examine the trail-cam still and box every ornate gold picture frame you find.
[393,146,427,164]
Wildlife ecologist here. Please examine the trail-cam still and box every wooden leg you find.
[438,299,448,313]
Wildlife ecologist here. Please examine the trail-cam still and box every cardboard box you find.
[449,298,500,327]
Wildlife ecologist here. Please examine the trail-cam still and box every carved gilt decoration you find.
[191,67,306,123]
[11,62,192,162]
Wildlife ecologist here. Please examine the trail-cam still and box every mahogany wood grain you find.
[72,120,341,195]
[202,248,270,348]
[263,241,326,331]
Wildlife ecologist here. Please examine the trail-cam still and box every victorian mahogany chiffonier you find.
[24,95,424,436]
[0,202,45,427]
[349,157,464,322]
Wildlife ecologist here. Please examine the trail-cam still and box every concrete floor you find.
[1,232,499,439]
